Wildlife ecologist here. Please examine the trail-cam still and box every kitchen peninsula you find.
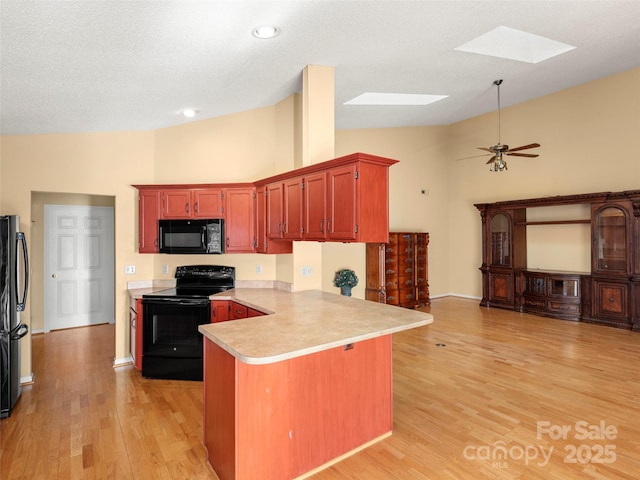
[199,288,433,480]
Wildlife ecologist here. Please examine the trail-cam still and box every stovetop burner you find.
[143,265,235,300]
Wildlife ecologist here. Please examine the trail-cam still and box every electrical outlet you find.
[256,264,262,274]
[162,264,169,275]
[124,265,136,274]
[301,266,312,277]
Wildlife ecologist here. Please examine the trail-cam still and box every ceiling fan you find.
[470,79,540,172]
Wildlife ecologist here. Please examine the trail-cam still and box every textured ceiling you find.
[1,1,639,135]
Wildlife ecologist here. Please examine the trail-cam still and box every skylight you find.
[344,93,448,106]
[454,26,576,64]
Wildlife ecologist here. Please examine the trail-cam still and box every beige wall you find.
[1,131,155,376]
[335,125,451,298]
[446,67,640,297]
[1,67,638,379]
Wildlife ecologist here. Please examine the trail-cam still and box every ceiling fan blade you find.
[506,143,541,153]
[477,147,493,153]
[457,153,491,161]
[485,156,496,164]
[507,152,539,158]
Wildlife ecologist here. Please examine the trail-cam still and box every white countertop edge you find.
[200,317,431,365]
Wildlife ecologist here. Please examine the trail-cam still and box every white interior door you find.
[44,205,115,332]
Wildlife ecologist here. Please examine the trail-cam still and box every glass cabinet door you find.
[595,206,627,272]
[490,213,511,266]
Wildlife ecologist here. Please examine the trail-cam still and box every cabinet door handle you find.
[185,203,190,214]
[283,221,287,233]
[609,297,615,303]
[226,237,230,248]
[320,219,324,233]
[328,218,333,232]
[194,202,199,213]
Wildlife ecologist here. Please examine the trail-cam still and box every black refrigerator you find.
[0,215,29,419]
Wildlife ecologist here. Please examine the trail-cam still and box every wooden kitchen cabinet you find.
[283,177,304,240]
[211,300,264,322]
[163,188,223,219]
[326,163,358,241]
[255,185,293,254]
[266,182,284,240]
[230,302,248,320]
[134,152,399,253]
[265,176,303,241]
[365,232,430,309]
[211,300,230,323]
[193,188,223,218]
[303,171,328,240]
[138,189,162,253]
[247,307,265,317]
[162,189,193,219]
[129,297,143,370]
[224,187,255,253]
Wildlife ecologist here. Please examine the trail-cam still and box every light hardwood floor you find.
[1,297,639,479]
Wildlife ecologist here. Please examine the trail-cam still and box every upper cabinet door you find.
[592,204,629,274]
[303,172,327,241]
[255,185,267,253]
[193,188,223,218]
[489,213,511,267]
[224,187,255,253]
[139,189,162,253]
[266,182,284,240]
[327,164,358,241]
[283,177,303,240]
[162,189,192,219]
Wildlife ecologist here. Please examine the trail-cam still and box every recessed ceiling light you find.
[179,109,198,118]
[252,25,280,39]
[454,26,576,64]
[344,92,448,106]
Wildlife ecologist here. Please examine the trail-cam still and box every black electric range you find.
[141,265,235,380]
[143,264,236,300]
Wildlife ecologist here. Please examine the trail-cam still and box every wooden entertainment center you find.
[475,189,640,331]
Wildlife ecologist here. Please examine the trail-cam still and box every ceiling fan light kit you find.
[478,79,541,172]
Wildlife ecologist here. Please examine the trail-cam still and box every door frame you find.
[43,203,115,333]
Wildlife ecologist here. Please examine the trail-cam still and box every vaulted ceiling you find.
[1,1,639,135]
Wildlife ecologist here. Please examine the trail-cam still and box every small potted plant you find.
[333,268,358,297]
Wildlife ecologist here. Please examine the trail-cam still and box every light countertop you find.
[199,288,433,365]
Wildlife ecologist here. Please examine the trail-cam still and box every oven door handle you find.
[142,298,210,307]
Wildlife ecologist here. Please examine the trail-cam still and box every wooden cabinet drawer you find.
[523,296,546,311]
[396,276,415,288]
[385,289,400,306]
[417,288,429,303]
[230,302,249,320]
[398,289,417,307]
[384,278,399,289]
[548,301,581,315]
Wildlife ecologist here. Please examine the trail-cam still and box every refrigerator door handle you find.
[10,323,28,340]
[16,232,29,312]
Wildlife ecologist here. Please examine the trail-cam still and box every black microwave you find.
[159,219,224,254]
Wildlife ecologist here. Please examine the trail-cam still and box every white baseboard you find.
[30,328,44,335]
[20,373,35,385]
[113,356,133,368]
[431,293,482,301]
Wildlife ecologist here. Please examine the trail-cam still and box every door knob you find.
[52,274,57,278]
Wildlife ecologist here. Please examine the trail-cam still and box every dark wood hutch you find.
[475,189,640,331]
